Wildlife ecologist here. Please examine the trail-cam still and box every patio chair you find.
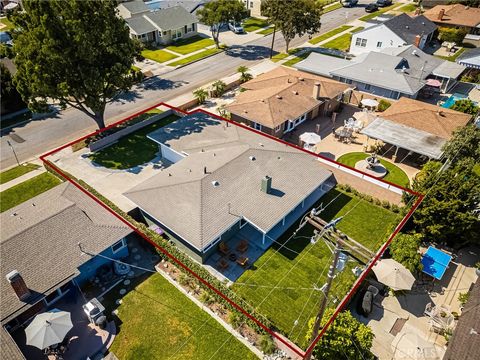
[236,256,249,267]
[219,242,230,255]
[236,240,248,253]
[218,258,229,271]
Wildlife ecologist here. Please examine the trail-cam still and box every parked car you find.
[342,0,358,7]
[228,21,244,34]
[376,0,392,7]
[365,3,379,12]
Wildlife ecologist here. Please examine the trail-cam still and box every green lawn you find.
[351,26,365,33]
[110,274,257,360]
[436,47,466,62]
[243,17,269,32]
[359,4,399,22]
[0,172,62,212]
[398,4,418,13]
[0,17,14,31]
[0,163,40,185]
[323,2,343,13]
[167,48,222,67]
[233,188,399,347]
[283,51,313,67]
[271,52,290,62]
[141,49,178,63]
[309,25,353,45]
[89,113,179,169]
[258,26,275,35]
[323,32,352,51]
[336,152,410,188]
[166,35,215,55]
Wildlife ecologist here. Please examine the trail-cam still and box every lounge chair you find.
[218,259,229,271]
[219,242,229,255]
[236,240,248,253]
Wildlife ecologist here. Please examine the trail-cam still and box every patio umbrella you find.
[299,132,321,145]
[391,331,439,359]
[25,309,73,350]
[361,98,379,108]
[3,2,18,10]
[426,79,442,87]
[353,111,376,125]
[372,259,415,291]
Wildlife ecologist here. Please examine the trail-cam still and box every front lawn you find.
[243,17,270,32]
[283,49,313,67]
[336,152,410,188]
[89,113,179,169]
[167,48,222,67]
[166,35,215,55]
[359,4,399,22]
[0,163,40,185]
[258,26,275,35]
[0,172,62,212]
[233,188,399,348]
[323,32,352,51]
[141,49,178,63]
[309,25,353,45]
[110,274,257,360]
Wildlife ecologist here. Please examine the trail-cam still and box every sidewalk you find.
[0,160,46,192]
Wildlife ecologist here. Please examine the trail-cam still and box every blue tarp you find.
[421,246,452,280]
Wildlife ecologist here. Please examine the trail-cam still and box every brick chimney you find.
[6,270,31,301]
[261,175,272,194]
[437,8,445,21]
[313,82,321,100]
[414,35,421,48]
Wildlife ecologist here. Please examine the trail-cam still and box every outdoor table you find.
[337,127,353,142]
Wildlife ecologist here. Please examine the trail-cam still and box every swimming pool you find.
[441,93,467,108]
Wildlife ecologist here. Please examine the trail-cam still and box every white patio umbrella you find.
[391,331,439,359]
[372,258,415,291]
[361,98,379,108]
[25,309,73,350]
[353,111,376,125]
[299,132,321,145]
[3,2,19,10]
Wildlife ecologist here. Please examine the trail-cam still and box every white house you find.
[351,13,437,56]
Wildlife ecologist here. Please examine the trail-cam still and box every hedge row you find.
[337,183,403,213]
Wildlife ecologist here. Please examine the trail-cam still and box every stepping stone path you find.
[119,288,126,295]
[123,279,131,286]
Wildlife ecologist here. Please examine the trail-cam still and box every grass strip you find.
[167,48,222,67]
[309,25,353,45]
[323,32,352,51]
[141,49,178,63]
[0,163,40,185]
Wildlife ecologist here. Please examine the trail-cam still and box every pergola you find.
[361,118,446,160]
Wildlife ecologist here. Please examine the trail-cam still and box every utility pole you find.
[6,140,20,166]
[304,239,343,360]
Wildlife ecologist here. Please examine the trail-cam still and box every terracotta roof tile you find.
[424,4,480,28]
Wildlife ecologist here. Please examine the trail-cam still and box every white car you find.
[228,21,244,34]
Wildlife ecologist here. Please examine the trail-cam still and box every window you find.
[240,218,247,228]
[253,122,262,131]
[250,1,254,8]
[111,239,126,253]
[376,41,382,48]
[274,124,282,132]
[184,25,188,33]
[355,38,367,47]
[364,84,371,90]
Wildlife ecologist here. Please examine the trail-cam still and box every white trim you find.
[239,218,248,229]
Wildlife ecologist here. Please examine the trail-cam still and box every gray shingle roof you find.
[383,14,437,44]
[125,5,197,34]
[0,183,132,324]
[125,15,157,35]
[120,0,149,15]
[124,113,333,251]
[295,54,351,77]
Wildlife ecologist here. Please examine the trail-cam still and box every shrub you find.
[451,99,479,115]
[228,311,243,329]
[389,233,423,273]
[199,290,215,305]
[438,26,467,44]
[377,99,391,112]
[259,334,276,354]
[458,292,469,306]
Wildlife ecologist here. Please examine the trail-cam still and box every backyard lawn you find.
[0,163,40,185]
[110,274,257,360]
[309,25,353,45]
[436,47,466,62]
[233,188,400,348]
[141,49,178,63]
[242,17,269,32]
[89,113,179,169]
[0,172,62,212]
[168,48,222,67]
[166,35,215,55]
[336,152,410,188]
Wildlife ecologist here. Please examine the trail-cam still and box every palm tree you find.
[193,88,208,104]
[211,80,227,97]
[237,65,253,83]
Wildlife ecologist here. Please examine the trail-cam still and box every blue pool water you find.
[442,93,468,108]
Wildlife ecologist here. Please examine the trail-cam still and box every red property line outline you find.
[40,101,423,359]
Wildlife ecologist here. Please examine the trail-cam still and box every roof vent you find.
[259,143,264,147]
[249,155,256,161]
[276,95,282,99]
[299,77,304,81]
[405,25,409,29]
[244,110,248,113]
[287,78,292,83]
[293,90,298,95]
[212,180,220,187]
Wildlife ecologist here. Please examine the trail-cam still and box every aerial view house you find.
[457,47,480,69]
[296,45,465,99]
[225,66,352,137]
[124,112,334,264]
[361,97,472,160]
[241,0,262,17]
[144,0,210,14]
[1,183,132,359]
[350,13,437,56]
[118,1,198,45]
[423,4,480,34]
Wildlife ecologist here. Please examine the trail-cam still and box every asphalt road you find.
[0,3,371,169]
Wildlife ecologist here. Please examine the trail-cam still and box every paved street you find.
[0,3,371,169]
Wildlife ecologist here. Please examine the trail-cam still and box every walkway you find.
[0,160,45,192]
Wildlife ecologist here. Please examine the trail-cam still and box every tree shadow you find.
[225,44,271,60]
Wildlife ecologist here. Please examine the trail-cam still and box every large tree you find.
[10,0,141,129]
[442,124,480,161]
[1,63,26,115]
[389,233,423,274]
[451,99,479,115]
[197,0,247,49]
[262,0,323,53]
[306,309,374,360]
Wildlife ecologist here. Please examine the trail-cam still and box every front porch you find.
[204,184,334,282]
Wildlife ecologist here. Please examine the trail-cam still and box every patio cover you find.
[421,246,452,280]
[361,118,446,159]
[432,61,465,79]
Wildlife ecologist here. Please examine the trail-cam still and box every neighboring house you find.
[145,0,210,14]
[423,4,480,34]
[225,67,352,138]
[296,45,465,99]
[1,183,132,359]
[118,1,198,45]
[361,97,472,159]
[457,47,480,69]
[242,0,262,17]
[124,112,335,263]
[443,278,480,360]
[350,13,437,56]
